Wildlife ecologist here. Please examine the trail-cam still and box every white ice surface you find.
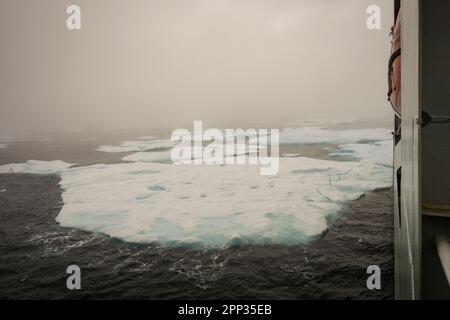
[122,151,172,163]
[97,139,174,153]
[57,135,392,248]
[0,128,393,249]
[330,140,393,167]
[280,127,391,145]
[0,160,73,174]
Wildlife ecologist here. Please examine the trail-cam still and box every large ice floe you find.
[0,127,393,248]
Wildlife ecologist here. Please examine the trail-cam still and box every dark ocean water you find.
[0,173,394,300]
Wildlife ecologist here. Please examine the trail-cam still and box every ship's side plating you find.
[394,0,421,300]
[395,0,450,299]
[419,0,450,299]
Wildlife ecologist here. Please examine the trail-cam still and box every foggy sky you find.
[0,0,393,134]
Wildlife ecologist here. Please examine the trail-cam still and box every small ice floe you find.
[0,135,33,149]
[122,151,172,163]
[0,160,73,175]
[279,127,391,145]
[97,139,174,153]
[281,153,301,158]
[0,188,6,193]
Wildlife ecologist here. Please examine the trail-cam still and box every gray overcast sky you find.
[0,0,393,134]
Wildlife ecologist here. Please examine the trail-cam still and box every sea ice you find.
[279,127,391,145]
[56,141,392,248]
[122,151,173,163]
[0,128,394,249]
[0,160,73,175]
[97,139,174,153]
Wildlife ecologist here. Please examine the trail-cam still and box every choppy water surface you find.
[0,126,394,299]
